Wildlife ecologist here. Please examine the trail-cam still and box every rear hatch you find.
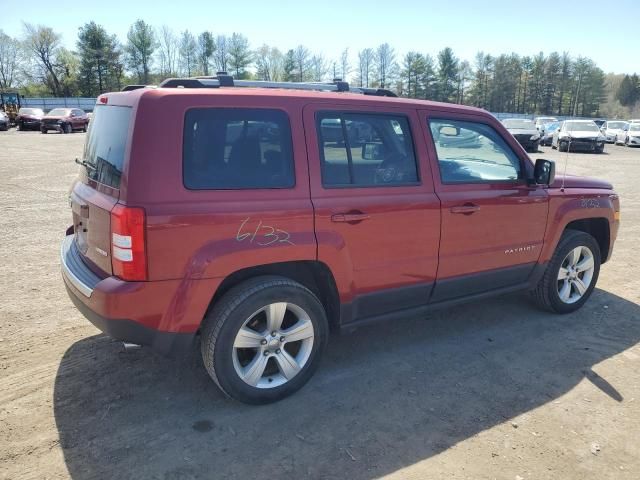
[70,104,132,276]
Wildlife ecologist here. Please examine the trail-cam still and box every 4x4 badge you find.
[95,247,108,257]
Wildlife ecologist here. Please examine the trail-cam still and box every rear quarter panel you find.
[123,91,316,283]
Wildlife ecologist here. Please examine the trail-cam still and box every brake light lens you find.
[110,204,147,281]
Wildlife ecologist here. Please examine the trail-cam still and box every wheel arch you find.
[205,260,341,332]
[564,217,610,263]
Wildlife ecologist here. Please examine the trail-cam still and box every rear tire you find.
[558,141,567,152]
[200,276,329,404]
[531,229,601,314]
[40,128,47,134]
[62,123,72,134]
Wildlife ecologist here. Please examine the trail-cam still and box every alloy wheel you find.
[232,302,315,389]
[557,246,595,304]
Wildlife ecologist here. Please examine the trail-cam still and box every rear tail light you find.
[110,204,147,281]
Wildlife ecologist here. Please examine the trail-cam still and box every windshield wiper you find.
[75,158,96,171]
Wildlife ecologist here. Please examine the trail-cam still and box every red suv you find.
[41,108,89,134]
[61,76,620,404]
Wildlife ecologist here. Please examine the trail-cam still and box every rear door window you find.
[183,108,295,190]
[83,105,132,189]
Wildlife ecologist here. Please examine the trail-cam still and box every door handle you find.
[450,203,480,215]
[331,212,370,223]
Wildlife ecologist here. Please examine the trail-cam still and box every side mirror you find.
[533,158,555,186]
[362,142,384,161]
[439,125,459,136]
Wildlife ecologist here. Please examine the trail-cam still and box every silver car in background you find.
[534,116,558,135]
[617,123,640,147]
[601,120,629,143]
[552,120,606,153]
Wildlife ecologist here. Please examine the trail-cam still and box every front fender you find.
[540,190,618,263]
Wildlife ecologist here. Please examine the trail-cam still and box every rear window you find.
[183,108,294,190]
[83,105,132,189]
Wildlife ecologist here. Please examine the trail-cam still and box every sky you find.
[2,0,639,75]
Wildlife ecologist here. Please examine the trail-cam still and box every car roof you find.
[100,86,489,115]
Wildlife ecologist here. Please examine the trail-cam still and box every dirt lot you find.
[0,129,639,480]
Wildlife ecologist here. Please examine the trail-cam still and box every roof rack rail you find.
[156,73,397,97]
[121,85,148,91]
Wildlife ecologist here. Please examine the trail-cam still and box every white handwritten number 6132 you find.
[236,218,295,246]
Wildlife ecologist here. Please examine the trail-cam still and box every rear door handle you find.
[450,203,480,215]
[331,212,370,223]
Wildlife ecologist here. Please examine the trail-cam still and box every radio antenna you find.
[561,120,573,192]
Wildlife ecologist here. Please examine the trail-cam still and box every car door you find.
[71,109,82,129]
[303,104,440,324]
[420,111,549,302]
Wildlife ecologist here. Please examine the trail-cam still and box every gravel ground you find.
[0,129,639,480]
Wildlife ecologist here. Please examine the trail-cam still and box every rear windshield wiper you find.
[75,158,96,171]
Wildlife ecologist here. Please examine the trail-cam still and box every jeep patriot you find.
[61,75,620,404]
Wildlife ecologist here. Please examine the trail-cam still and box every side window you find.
[317,112,419,187]
[183,108,295,190]
[428,119,521,184]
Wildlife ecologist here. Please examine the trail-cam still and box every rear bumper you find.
[61,235,217,356]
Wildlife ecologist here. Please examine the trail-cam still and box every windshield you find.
[608,121,628,130]
[565,121,599,132]
[47,108,70,116]
[536,118,556,124]
[503,119,535,129]
[19,108,44,116]
[82,105,132,189]
[629,124,640,132]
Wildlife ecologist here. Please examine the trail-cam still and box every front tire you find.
[531,229,601,314]
[200,276,329,404]
[62,123,72,134]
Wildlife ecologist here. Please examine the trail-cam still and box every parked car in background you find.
[618,123,640,147]
[534,116,558,133]
[540,121,561,146]
[502,118,541,152]
[601,120,629,143]
[16,108,45,131]
[41,108,89,134]
[552,120,606,153]
[628,119,640,124]
[0,111,8,131]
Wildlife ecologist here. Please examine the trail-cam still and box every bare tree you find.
[293,45,311,82]
[0,30,22,89]
[339,48,350,81]
[375,43,396,88]
[22,23,63,95]
[178,30,197,76]
[310,54,328,82]
[158,26,178,77]
[214,35,229,73]
[255,44,283,81]
[357,48,374,87]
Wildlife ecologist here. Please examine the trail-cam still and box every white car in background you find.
[616,122,640,147]
[601,120,629,143]
[552,120,606,153]
[628,119,640,124]
[534,116,558,134]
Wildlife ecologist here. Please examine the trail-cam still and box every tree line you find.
[0,21,638,117]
